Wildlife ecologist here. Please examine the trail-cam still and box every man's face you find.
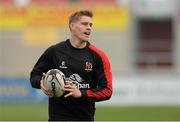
[70,16,92,42]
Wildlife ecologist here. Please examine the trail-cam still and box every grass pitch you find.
[0,103,180,121]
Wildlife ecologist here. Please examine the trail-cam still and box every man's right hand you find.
[40,73,53,97]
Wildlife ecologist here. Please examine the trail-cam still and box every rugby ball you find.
[44,69,65,97]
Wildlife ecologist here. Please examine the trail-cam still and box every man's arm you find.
[30,47,53,89]
[82,44,112,102]
[30,71,42,89]
[80,53,112,102]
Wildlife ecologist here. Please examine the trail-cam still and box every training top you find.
[30,39,112,121]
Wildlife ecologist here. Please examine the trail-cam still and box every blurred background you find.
[0,0,180,121]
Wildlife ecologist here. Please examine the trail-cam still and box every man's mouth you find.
[83,32,90,36]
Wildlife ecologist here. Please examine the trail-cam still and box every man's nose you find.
[87,24,92,30]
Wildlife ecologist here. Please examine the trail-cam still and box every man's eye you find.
[82,23,87,25]
[81,22,92,27]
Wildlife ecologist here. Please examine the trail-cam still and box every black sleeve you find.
[30,46,54,89]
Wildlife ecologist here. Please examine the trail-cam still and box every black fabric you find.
[30,39,111,121]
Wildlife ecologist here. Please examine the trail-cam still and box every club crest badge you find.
[85,62,93,72]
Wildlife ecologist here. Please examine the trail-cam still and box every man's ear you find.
[70,23,74,30]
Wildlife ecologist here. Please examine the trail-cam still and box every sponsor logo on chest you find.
[66,74,90,89]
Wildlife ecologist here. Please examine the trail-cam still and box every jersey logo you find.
[85,62,93,72]
[66,74,90,89]
[59,61,68,69]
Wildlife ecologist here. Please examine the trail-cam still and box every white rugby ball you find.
[44,69,65,97]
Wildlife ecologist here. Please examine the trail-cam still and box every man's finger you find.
[40,73,48,91]
[46,91,53,97]
[41,81,48,91]
[42,88,53,97]
[64,84,76,89]
[64,92,73,98]
[64,88,74,92]
[65,81,74,86]
[41,73,46,80]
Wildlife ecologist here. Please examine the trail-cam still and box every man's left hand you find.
[64,81,82,98]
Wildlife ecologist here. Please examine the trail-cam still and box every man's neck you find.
[70,37,87,49]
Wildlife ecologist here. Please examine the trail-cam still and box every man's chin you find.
[80,38,89,42]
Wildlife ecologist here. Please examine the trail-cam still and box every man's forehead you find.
[78,16,92,22]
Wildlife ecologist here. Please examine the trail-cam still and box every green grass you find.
[0,103,48,121]
[0,103,180,121]
[95,106,180,121]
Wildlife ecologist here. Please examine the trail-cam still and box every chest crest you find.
[85,62,93,72]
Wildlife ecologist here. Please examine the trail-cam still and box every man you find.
[30,10,112,121]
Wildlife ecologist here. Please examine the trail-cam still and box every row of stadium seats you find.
[0,0,117,6]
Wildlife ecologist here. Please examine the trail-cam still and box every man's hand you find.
[40,73,53,97]
[64,81,82,98]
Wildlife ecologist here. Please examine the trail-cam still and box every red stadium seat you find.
[30,0,69,6]
[0,0,14,6]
